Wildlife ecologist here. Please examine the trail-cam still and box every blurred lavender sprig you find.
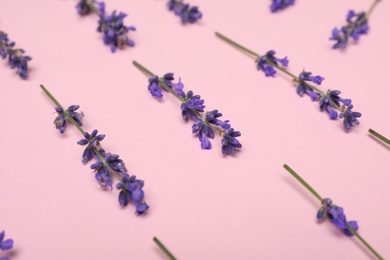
[330,0,381,49]
[0,31,32,79]
[0,230,13,260]
[167,0,202,24]
[75,0,136,52]
[283,164,383,260]
[41,85,148,215]
[270,0,295,13]
[133,61,242,155]
[215,32,361,131]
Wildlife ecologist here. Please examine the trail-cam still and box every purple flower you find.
[116,175,149,215]
[319,95,338,119]
[76,0,91,15]
[221,128,242,155]
[181,91,205,120]
[77,129,106,163]
[296,71,323,100]
[339,105,361,131]
[328,90,352,107]
[167,0,202,24]
[53,105,84,134]
[90,152,126,190]
[256,50,288,77]
[317,198,359,236]
[0,231,13,252]
[148,75,163,99]
[270,0,295,13]
[330,10,369,49]
[205,110,231,130]
[97,10,136,52]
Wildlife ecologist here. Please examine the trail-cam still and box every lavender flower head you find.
[144,71,241,155]
[54,105,84,134]
[116,175,149,215]
[256,50,288,77]
[0,31,32,79]
[317,198,358,236]
[330,10,369,49]
[339,105,361,131]
[77,129,106,163]
[0,231,13,252]
[167,0,202,24]
[270,0,295,13]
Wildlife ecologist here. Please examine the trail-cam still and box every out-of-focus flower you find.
[167,0,202,24]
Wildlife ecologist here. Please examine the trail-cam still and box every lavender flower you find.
[255,50,288,77]
[42,84,148,216]
[339,105,361,130]
[133,61,241,155]
[270,0,295,13]
[317,198,358,236]
[0,231,13,252]
[0,31,32,79]
[75,0,136,52]
[167,0,202,24]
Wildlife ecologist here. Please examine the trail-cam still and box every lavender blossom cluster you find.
[76,0,136,52]
[167,0,202,24]
[270,0,295,13]
[330,10,369,49]
[148,73,241,155]
[317,198,358,236]
[0,31,32,79]
[53,105,148,215]
[0,230,13,260]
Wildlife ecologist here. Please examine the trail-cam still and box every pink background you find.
[1,0,390,259]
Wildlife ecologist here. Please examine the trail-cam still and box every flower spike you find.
[329,0,381,49]
[270,0,295,13]
[133,61,242,155]
[75,0,136,52]
[215,32,361,131]
[283,164,383,260]
[167,0,202,24]
[41,85,148,216]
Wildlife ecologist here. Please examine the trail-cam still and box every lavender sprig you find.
[167,0,202,24]
[330,0,381,49]
[270,0,295,13]
[40,85,148,215]
[133,61,242,155]
[215,32,361,131]
[0,31,32,79]
[75,0,136,52]
[0,230,13,260]
[283,164,383,260]
[153,237,177,260]
[368,129,390,145]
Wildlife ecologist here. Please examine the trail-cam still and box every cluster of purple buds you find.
[76,0,136,52]
[270,0,295,13]
[0,230,13,260]
[52,104,148,215]
[167,0,202,24]
[0,31,32,79]
[330,10,369,49]
[147,73,242,155]
[255,50,288,77]
[317,198,358,236]
[296,70,361,131]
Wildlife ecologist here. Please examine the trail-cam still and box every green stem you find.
[284,164,383,259]
[133,61,226,135]
[283,164,323,202]
[153,237,177,260]
[40,84,122,181]
[86,0,102,15]
[366,0,381,18]
[368,129,390,145]
[215,32,260,57]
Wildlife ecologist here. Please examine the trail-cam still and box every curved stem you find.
[368,129,390,145]
[153,237,177,260]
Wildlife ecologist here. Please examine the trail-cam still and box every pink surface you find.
[1,0,390,259]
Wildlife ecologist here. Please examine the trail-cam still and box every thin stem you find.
[133,61,226,135]
[283,164,323,202]
[40,84,122,181]
[215,32,260,57]
[153,237,177,260]
[347,226,383,260]
[366,0,381,18]
[368,129,390,145]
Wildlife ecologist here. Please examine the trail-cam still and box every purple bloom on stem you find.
[181,91,205,120]
[116,175,149,215]
[167,0,202,24]
[76,0,91,15]
[77,129,106,163]
[328,90,352,107]
[205,110,231,130]
[148,75,163,99]
[0,231,13,251]
[296,71,323,100]
[90,160,113,189]
[270,0,295,13]
[221,128,242,155]
[53,105,84,134]
[339,105,361,131]
[319,96,338,119]
[192,117,214,149]
[256,50,288,77]
[97,10,136,53]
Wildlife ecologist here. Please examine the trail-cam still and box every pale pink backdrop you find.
[1,0,390,259]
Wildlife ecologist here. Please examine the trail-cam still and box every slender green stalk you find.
[283,164,383,259]
[368,129,390,145]
[40,84,122,180]
[153,237,177,260]
[366,0,381,18]
[133,61,226,135]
